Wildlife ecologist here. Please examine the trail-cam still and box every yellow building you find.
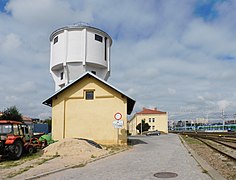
[43,72,135,145]
[128,107,168,135]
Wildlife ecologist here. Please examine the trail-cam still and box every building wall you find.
[129,113,168,135]
[51,76,128,145]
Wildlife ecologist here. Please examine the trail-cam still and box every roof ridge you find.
[136,107,166,114]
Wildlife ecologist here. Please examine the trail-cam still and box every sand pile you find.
[43,138,108,158]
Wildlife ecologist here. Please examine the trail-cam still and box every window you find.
[91,71,96,75]
[152,118,155,122]
[60,72,64,80]
[13,124,20,135]
[85,91,94,100]
[0,125,12,134]
[149,118,152,123]
[53,36,58,44]
[23,125,29,134]
[152,126,155,130]
[104,37,107,61]
[95,34,103,43]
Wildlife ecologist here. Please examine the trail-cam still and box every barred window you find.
[85,91,94,100]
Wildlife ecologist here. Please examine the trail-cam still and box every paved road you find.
[40,134,211,180]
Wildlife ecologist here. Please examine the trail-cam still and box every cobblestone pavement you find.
[39,134,211,180]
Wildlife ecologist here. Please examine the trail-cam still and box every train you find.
[197,124,236,132]
[172,124,236,132]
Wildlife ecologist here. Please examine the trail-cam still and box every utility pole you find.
[184,120,186,131]
[234,114,236,124]
[222,109,225,128]
[141,119,143,135]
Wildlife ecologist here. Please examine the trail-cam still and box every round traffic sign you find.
[114,112,122,120]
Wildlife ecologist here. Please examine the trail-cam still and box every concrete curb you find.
[179,135,226,180]
[25,147,130,180]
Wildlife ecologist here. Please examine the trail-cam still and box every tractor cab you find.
[0,120,31,140]
[0,120,41,159]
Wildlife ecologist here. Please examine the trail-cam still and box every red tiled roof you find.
[136,108,166,115]
[23,116,32,122]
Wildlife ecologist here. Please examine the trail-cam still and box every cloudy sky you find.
[0,0,236,121]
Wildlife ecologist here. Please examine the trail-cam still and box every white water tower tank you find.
[49,24,112,91]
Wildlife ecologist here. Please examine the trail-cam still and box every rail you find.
[180,132,236,162]
[195,137,236,161]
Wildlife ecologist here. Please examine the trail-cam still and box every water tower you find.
[49,24,112,91]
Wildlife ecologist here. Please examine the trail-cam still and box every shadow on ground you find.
[127,138,148,146]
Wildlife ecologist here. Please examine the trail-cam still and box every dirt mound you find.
[43,138,107,157]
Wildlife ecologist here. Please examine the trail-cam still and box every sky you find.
[0,0,236,121]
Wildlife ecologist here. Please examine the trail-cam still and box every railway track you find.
[181,132,236,161]
[180,131,236,179]
[196,137,236,161]
[181,131,236,143]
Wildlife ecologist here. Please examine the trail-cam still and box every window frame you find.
[91,71,96,75]
[53,36,58,44]
[95,34,103,43]
[104,37,107,61]
[60,72,64,80]
[85,90,94,100]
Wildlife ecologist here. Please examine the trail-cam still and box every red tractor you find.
[0,120,42,159]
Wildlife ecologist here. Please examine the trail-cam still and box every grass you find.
[102,144,128,154]
[6,165,34,178]
[71,163,86,168]
[91,154,96,158]
[35,154,59,166]
[181,135,202,145]
[0,152,42,169]
[202,169,208,174]
[1,151,60,178]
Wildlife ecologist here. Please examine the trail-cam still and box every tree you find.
[0,106,23,122]
[136,119,150,133]
[44,117,52,133]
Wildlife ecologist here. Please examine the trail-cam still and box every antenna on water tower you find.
[72,22,90,26]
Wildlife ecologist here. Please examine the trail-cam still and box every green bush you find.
[0,106,23,122]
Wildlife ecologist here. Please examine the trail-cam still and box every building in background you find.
[128,107,168,135]
[22,116,33,125]
[195,118,208,124]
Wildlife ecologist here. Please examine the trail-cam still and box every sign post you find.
[113,112,123,144]
[114,112,122,121]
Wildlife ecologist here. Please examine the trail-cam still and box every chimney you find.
[154,107,157,111]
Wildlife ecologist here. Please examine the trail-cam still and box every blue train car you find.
[197,124,236,132]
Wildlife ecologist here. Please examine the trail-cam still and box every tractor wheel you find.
[28,145,34,154]
[11,140,23,160]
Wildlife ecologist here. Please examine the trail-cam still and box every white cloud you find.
[5,95,19,102]
[0,0,236,120]
[168,88,176,95]
[217,100,230,110]
[0,33,22,53]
